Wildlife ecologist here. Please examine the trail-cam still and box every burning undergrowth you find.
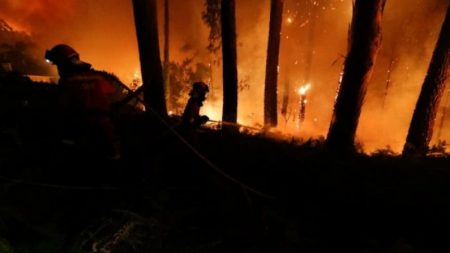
[0,19,50,75]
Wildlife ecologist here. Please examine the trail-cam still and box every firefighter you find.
[181,81,210,129]
[45,44,120,160]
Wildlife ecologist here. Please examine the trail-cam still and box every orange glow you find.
[2,18,30,34]
[201,101,222,122]
[2,0,449,153]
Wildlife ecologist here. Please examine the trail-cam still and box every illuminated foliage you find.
[202,0,222,55]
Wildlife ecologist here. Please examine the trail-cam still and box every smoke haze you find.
[1,0,449,153]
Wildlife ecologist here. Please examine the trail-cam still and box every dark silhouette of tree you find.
[132,0,167,117]
[403,3,450,155]
[326,0,387,152]
[221,0,238,124]
[164,0,171,107]
[264,0,285,128]
[280,73,290,117]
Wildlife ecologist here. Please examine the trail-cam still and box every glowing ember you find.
[298,84,311,95]
[297,84,312,129]
[130,71,142,90]
[287,17,293,24]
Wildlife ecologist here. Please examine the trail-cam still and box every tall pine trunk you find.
[132,0,167,117]
[281,70,290,118]
[221,0,238,124]
[264,0,284,127]
[164,0,171,107]
[403,4,450,155]
[326,0,386,151]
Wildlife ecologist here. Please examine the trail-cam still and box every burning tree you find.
[298,84,311,128]
[326,0,387,152]
[132,0,167,117]
[403,4,450,155]
[221,0,238,125]
[281,71,290,117]
[264,0,285,128]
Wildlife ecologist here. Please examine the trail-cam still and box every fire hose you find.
[113,83,275,200]
[206,120,262,132]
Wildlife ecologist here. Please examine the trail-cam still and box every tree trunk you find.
[264,0,284,127]
[326,0,386,152]
[221,0,238,124]
[164,0,170,108]
[281,75,290,117]
[132,0,167,117]
[403,4,450,155]
[436,89,450,141]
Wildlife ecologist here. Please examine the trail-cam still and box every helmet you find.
[45,44,81,65]
[192,81,209,93]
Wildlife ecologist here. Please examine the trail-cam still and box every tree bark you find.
[436,89,450,141]
[326,0,386,152]
[221,0,238,124]
[164,0,170,107]
[281,74,290,117]
[264,0,284,127]
[403,4,450,155]
[132,0,167,117]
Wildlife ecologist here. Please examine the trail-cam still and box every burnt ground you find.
[1,74,450,253]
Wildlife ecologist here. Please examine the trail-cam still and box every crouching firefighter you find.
[45,44,120,160]
[181,82,210,129]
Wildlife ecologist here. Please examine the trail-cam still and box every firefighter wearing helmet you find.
[181,81,210,128]
[46,44,120,160]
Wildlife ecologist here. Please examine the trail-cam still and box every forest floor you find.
[1,75,450,253]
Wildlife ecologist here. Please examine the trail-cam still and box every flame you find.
[298,84,311,95]
[2,18,31,34]
[1,0,447,153]
[201,101,222,121]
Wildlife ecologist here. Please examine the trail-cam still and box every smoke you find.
[1,0,448,153]
[257,0,449,153]
[0,0,140,80]
[0,0,78,39]
[357,0,449,152]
